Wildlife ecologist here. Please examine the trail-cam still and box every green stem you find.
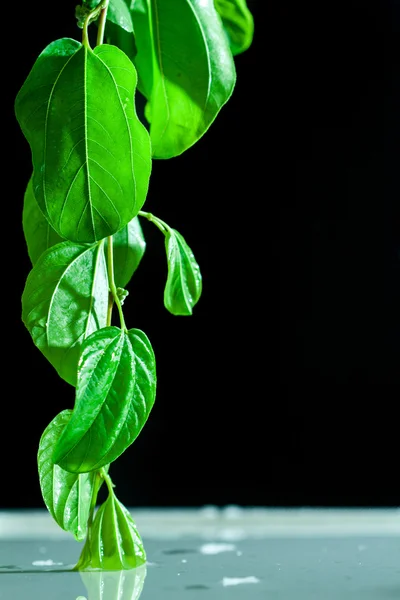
[96,0,110,46]
[107,291,114,327]
[139,210,172,235]
[81,0,109,48]
[82,11,92,48]
[87,470,103,531]
[101,466,115,496]
[107,235,127,331]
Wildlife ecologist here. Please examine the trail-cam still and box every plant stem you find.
[82,12,92,48]
[139,210,171,235]
[87,470,103,532]
[107,235,127,331]
[82,0,108,48]
[96,0,110,46]
[101,466,115,496]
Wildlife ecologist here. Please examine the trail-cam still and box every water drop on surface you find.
[200,543,236,555]
[222,576,260,587]
[32,559,63,566]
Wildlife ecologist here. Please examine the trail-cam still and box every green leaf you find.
[164,229,202,315]
[23,176,63,265]
[53,326,156,473]
[104,20,137,62]
[130,0,236,158]
[108,0,134,32]
[15,38,151,243]
[107,216,146,288]
[80,564,147,598]
[214,0,254,55]
[37,410,97,541]
[22,241,108,386]
[75,494,146,570]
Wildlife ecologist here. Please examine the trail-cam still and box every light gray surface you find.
[0,509,399,599]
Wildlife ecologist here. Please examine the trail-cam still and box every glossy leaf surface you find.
[75,494,146,570]
[108,0,134,32]
[22,241,108,386]
[164,229,202,315]
[131,0,236,158]
[15,38,151,243]
[214,0,254,55]
[53,327,156,473]
[23,177,63,265]
[38,410,96,541]
[104,21,137,63]
[107,217,146,288]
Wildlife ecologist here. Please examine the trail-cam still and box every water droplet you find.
[32,560,64,566]
[200,543,236,555]
[222,576,260,587]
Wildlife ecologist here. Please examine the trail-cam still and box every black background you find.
[3,1,399,510]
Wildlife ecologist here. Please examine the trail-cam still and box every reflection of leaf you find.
[80,564,147,599]
[131,0,236,158]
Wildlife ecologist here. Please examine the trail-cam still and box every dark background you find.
[3,1,399,509]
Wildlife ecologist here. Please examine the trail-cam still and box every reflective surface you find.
[0,508,399,599]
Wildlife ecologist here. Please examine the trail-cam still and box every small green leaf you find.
[23,176,63,265]
[79,564,147,598]
[75,494,146,570]
[107,216,146,288]
[214,0,254,55]
[15,39,151,243]
[130,0,236,158]
[38,410,97,541]
[22,241,108,386]
[108,0,134,32]
[53,326,156,473]
[164,229,202,315]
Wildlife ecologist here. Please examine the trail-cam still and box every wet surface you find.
[0,510,399,599]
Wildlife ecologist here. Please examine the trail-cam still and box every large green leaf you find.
[37,410,96,541]
[15,38,151,243]
[107,216,146,288]
[130,0,236,158]
[53,326,156,473]
[214,0,254,55]
[164,229,202,315]
[22,241,108,386]
[80,565,147,598]
[23,177,63,265]
[75,494,146,570]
